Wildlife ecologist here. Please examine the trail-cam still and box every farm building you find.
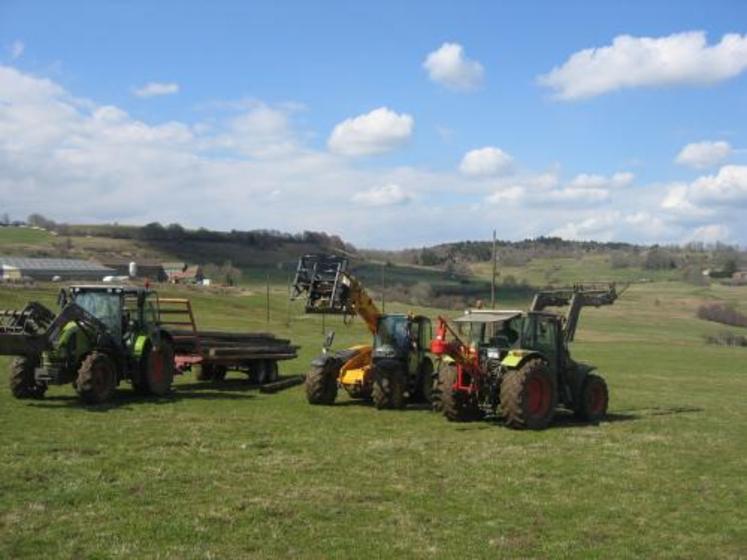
[100,259,167,282]
[164,262,204,284]
[0,257,114,281]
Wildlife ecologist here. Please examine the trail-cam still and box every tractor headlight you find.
[487,349,500,359]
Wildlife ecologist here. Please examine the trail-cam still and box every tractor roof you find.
[69,284,151,295]
[454,310,522,323]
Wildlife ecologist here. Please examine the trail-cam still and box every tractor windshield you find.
[73,292,122,339]
[457,322,486,345]
[374,316,411,353]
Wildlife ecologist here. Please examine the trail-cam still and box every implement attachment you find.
[291,254,353,314]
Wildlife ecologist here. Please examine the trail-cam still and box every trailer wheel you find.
[574,373,608,423]
[440,363,482,422]
[501,359,557,430]
[265,361,279,383]
[9,356,46,399]
[372,362,406,410]
[305,359,339,405]
[195,363,214,381]
[76,352,117,404]
[144,341,175,396]
[212,365,227,382]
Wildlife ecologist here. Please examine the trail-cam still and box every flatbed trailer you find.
[159,298,299,384]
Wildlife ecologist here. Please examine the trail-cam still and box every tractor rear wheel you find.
[76,352,117,404]
[9,356,46,399]
[440,363,482,422]
[574,373,608,423]
[372,363,406,410]
[144,341,175,396]
[305,359,339,405]
[500,359,557,430]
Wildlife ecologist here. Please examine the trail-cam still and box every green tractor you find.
[0,285,175,404]
[431,284,618,429]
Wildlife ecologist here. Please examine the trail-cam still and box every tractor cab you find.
[373,314,431,376]
[453,309,523,366]
[63,285,160,344]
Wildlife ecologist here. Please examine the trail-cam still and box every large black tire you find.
[413,359,435,403]
[144,341,175,396]
[372,363,406,410]
[500,359,557,430]
[305,359,339,405]
[440,363,482,422]
[76,351,117,404]
[9,356,46,399]
[574,373,608,423]
[431,360,447,412]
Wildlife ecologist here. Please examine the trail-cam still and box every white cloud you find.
[568,171,634,189]
[675,140,732,169]
[353,184,412,207]
[9,40,24,60]
[548,187,610,202]
[661,165,747,224]
[328,107,413,156]
[132,81,180,98]
[423,42,484,91]
[486,186,523,204]
[686,224,730,243]
[460,147,513,177]
[551,211,672,242]
[538,31,747,100]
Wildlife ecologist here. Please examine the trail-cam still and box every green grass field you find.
[0,227,53,249]
[1,278,746,558]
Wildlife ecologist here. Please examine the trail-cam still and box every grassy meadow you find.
[0,273,746,558]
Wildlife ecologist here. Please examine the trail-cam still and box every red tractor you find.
[430,285,618,430]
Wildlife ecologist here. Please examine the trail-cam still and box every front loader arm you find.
[530,283,619,343]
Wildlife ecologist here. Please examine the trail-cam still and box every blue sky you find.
[1,0,746,248]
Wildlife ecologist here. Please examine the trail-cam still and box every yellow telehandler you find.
[291,254,434,409]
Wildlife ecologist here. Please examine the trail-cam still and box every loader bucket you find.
[0,303,56,356]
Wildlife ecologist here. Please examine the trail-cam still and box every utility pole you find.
[380,263,386,313]
[286,273,292,327]
[491,229,497,308]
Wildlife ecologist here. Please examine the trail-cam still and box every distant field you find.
[471,254,682,286]
[0,227,53,248]
[1,277,746,558]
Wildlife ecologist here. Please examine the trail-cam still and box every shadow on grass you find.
[26,382,259,412]
[473,405,702,430]
[330,399,434,412]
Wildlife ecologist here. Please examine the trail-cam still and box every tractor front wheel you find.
[305,359,339,405]
[372,363,406,410]
[439,363,482,422]
[574,374,608,423]
[9,356,46,399]
[500,359,557,430]
[76,352,117,404]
